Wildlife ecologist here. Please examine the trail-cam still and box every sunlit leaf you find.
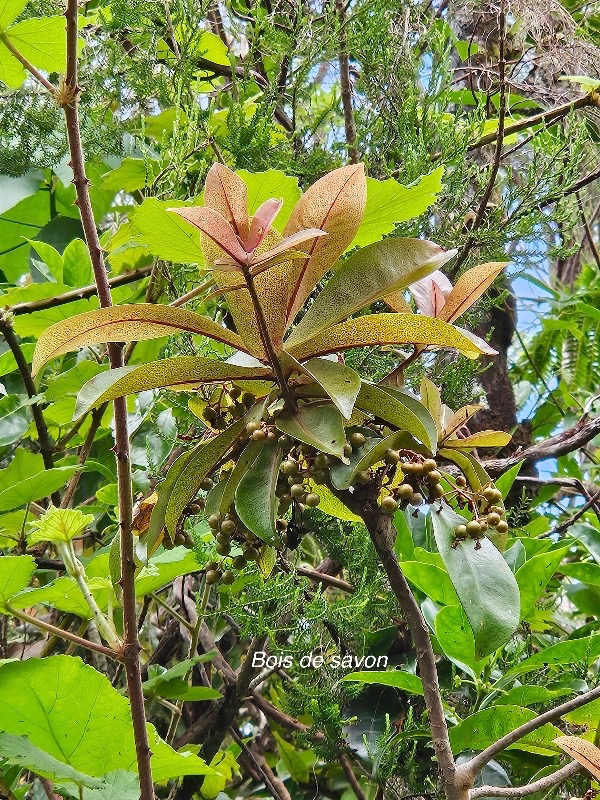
[0,555,36,613]
[444,431,512,449]
[28,507,93,545]
[449,706,561,756]
[355,383,437,453]
[340,670,423,695]
[439,262,508,322]
[330,429,421,490]
[288,355,361,420]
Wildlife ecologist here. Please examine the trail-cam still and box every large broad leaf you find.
[129,198,204,264]
[238,169,301,231]
[0,555,36,613]
[430,502,520,658]
[134,547,201,597]
[0,656,214,780]
[350,168,445,250]
[287,313,496,361]
[275,402,347,460]
[330,429,422,490]
[449,706,561,756]
[439,262,508,323]
[235,440,282,543]
[499,634,600,685]
[401,562,459,606]
[10,575,108,618]
[32,304,247,375]
[289,355,361,420]
[164,419,245,536]
[355,383,437,453]
[74,356,273,416]
[340,670,423,695]
[284,164,367,324]
[0,450,77,512]
[516,547,568,620]
[0,15,66,88]
[434,604,486,678]
[287,238,456,345]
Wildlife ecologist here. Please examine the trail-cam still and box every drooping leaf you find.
[355,383,437,453]
[449,706,561,756]
[256,544,277,578]
[33,304,248,375]
[284,163,367,324]
[291,356,361,420]
[350,168,445,250]
[164,420,245,537]
[219,440,262,516]
[439,448,491,493]
[401,562,459,606]
[287,313,497,361]
[275,402,347,460]
[439,262,508,323]
[0,555,36,613]
[272,731,311,784]
[235,440,282,543]
[0,656,214,780]
[555,737,600,780]
[330,429,422,490]
[28,507,93,545]
[0,733,105,789]
[340,670,424,696]
[430,502,520,657]
[444,431,512,449]
[286,238,456,345]
[74,356,274,416]
[147,445,202,552]
[516,547,569,620]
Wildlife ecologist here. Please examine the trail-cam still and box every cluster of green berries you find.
[453,484,508,543]
[379,456,445,515]
[201,387,258,430]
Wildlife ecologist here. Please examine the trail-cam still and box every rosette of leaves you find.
[32,164,514,615]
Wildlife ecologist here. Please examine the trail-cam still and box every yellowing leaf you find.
[286,238,456,346]
[284,164,367,324]
[441,404,483,440]
[74,356,274,416]
[307,481,361,522]
[555,737,600,780]
[28,507,93,545]
[256,545,277,578]
[439,262,508,322]
[382,290,412,313]
[420,377,442,436]
[287,313,495,361]
[444,431,512,449]
[32,304,248,375]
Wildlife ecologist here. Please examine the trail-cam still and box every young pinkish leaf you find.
[168,206,247,265]
[245,198,283,251]
[439,262,509,322]
[409,270,453,317]
[203,162,249,240]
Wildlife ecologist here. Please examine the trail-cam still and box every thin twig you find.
[340,754,367,800]
[553,489,600,533]
[335,0,358,163]
[469,761,580,799]
[296,565,355,593]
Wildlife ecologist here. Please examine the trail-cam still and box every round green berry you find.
[305,493,321,507]
[381,496,398,514]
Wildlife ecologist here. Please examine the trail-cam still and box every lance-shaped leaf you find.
[287,313,497,361]
[439,261,509,323]
[285,238,457,346]
[165,420,245,536]
[276,402,347,461]
[430,502,520,658]
[235,440,282,543]
[283,354,361,420]
[355,383,437,453]
[443,431,512,449]
[219,439,263,516]
[203,162,249,240]
[555,737,600,780]
[420,377,442,437]
[441,404,483,440]
[439,447,492,493]
[330,429,422,490]
[284,163,367,324]
[245,198,283,251]
[32,304,248,375]
[168,206,248,264]
[74,356,274,417]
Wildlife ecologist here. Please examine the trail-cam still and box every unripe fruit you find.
[412,464,425,477]
[244,546,259,561]
[483,487,502,503]
[220,519,236,536]
[385,449,401,465]
[221,570,235,585]
[229,386,241,399]
[496,520,509,533]
[231,403,246,419]
[205,560,219,572]
[281,459,298,476]
[202,407,217,422]
[402,462,417,473]
[455,524,468,537]
[343,443,353,457]
[397,483,414,500]
[232,555,247,569]
[205,569,220,584]
[242,392,256,406]
[381,496,398,514]
[276,518,288,530]
[426,470,442,484]
[456,475,467,488]
[279,493,292,506]
[207,514,220,529]
[431,484,445,498]
[290,483,305,498]
[354,470,370,485]
[312,469,328,485]
[490,505,504,515]
[199,477,214,491]
[216,534,231,547]
[252,429,267,441]
[213,415,227,429]
[279,435,292,449]
[246,421,261,435]
[409,492,424,506]
[349,432,366,448]
[305,493,321,507]
[466,520,482,536]
[174,532,186,545]
[314,454,330,469]
[488,512,501,526]
[422,458,438,473]
[215,542,231,556]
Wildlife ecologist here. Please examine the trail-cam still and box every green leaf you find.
[501,634,600,684]
[235,440,282,543]
[0,732,104,788]
[81,771,140,800]
[10,575,104,618]
[28,239,63,282]
[195,29,229,65]
[143,654,216,696]
[272,732,311,783]
[28,507,94,545]
[75,356,273,416]
[288,313,496,362]
[562,562,600,586]
[295,357,361,420]
[401,562,459,606]
[329,429,422,490]
[129,198,205,264]
[351,168,445,250]
[495,460,524,499]
[434,604,486,678]
[0,343,34,376]
[449,706,561,756]
[355,383,438,453]
[494,686,571,707]
[147,445,201,553]
[0,0,26,28]
[33,303,247,375]
[164,419,245,537]
[63,238,94,287]
[430,502,520,658]
[516,547,568,620]
[0,450,78,512]
[102,158,158,193]
[0,15,66,88]
[439,447,491,493]
[0,555,36,613]
[0,655,214,780]
[219,440,262,515]
[287,238,455,345]
[135,547,201,597]
[340,669,423,695]
[238,169,301,231]
[276,402,347,460]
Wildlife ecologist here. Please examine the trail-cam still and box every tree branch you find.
[457,685,600,782]
[335,0,358,163]
[468,761,580,799]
